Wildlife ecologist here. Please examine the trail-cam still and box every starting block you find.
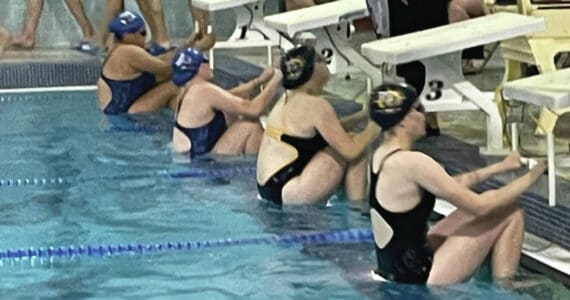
[192,0,288,68]
[485,0,570,136]
[264,0,383,88]
[503,68,570,207]
[361,12,545,153]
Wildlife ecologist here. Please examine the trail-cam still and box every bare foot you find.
[0,27,12,57]
[11,33,35,49]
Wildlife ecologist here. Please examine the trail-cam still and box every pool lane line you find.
[0,85,96,94]
[0,166,257,188]
[0,229,373,261]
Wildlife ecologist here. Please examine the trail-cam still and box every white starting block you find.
[503,68,570,207]
[361,12,546,153]
[264,0,383,88]
[192,0,287,68]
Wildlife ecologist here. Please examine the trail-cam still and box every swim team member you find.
[368,82,546,284]
[171,48,282,157]
[256,45,381,205]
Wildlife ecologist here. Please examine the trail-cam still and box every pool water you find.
[0,91,568,299]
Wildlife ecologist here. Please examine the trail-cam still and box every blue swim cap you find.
[172,48,209,87]
[109,11,146,40]
[369,82,418,131]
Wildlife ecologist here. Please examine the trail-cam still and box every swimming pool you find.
[0,91,568,299]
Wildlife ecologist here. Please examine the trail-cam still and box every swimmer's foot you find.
[0,27,11,57]
[11,33,35,49]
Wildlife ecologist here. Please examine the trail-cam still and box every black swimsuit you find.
[257,133,328,205]
[370,149,435,284]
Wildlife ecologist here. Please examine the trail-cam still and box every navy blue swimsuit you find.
[257,133,328,205]
[370,149,435,284]
[175,111,227,157]
[100,48,157,115]
[101,72,156,115]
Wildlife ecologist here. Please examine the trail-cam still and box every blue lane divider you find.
[0,166,257,188]
[0,229,373,261]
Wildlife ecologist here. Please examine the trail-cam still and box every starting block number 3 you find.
[425,80,444,101]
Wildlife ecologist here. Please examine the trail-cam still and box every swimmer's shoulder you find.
[373,149,434,173]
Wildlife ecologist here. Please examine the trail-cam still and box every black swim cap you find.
[369,82,418,131]
[281,45,316,90]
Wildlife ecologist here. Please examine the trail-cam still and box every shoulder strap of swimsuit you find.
[174,85,192,123]
[377,148,402,174]
[101,47,119,70]
[264,93,288,140]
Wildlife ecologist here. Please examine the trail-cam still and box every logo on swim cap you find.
[374,90,405,113]
[284,57,305,81]
[174,53,194,70]
[119,11,138,25]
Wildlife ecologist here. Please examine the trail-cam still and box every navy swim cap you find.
[109,11,146,40]
[281,45,316,90]
[172,48,209,86]
[369,82,418,131]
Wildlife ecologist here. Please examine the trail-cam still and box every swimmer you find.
[368,82,547,284]
[256,45,381,205]
[171,48,282,157]
[97,11,178,115]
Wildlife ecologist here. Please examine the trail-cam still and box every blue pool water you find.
[0,91,568,299]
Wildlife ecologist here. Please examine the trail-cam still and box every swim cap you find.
[172,48,209,86]
[109,11,146,40]
[369,82,418,131]
[281,45,316,90]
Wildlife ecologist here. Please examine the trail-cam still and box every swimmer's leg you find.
[128,81,178,114]
[0,26,11,57]
[187,0,209,37]
[64,0,99,44]
[343,151,369,202]
[213,120,263,155]
[427,206,524,285]
[100,0,123,49]
[12,0,43,49]
[282,149,346,204]
[136,0,170,48]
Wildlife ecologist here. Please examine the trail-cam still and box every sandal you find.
[71,40,100,56]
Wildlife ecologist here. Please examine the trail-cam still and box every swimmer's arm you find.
[453,151,524,188]
[208,71,281,118]
[126,46,172,76]
[228,67,276,98]
[316,103,381,161]
[228,79,259,98]
[411,153,544,217]
[340,109,368,131]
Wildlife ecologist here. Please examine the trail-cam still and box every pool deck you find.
[0,45,568,285]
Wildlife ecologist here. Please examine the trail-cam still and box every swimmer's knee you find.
[236,120,263,132]
[508,206,525,226]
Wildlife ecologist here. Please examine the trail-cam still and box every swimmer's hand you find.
[501,151,524,171]
[187,32,202,47]
[529,159,548,176]
[258,67,275,83]
[271,68,283,82]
